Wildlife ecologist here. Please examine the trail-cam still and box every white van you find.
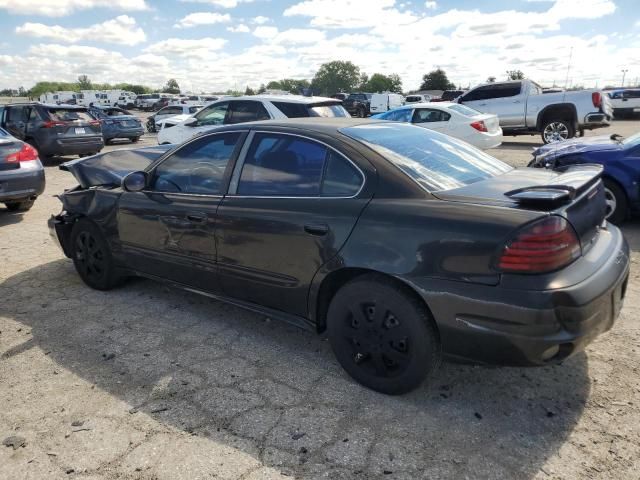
[370,93,405,114]
[39,91,78,104]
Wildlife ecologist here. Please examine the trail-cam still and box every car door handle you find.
[513,100,522,104]
[187,213,207,223]
[478,103,487,106]
[304,223,329,236]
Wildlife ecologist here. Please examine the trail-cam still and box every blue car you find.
[88,106,144,145]
[530,133,640,223]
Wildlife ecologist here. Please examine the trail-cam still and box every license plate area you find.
[75,127,86,135]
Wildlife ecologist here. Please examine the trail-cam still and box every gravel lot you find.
[1,116,639,480]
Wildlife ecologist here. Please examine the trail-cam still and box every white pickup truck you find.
[458,79,613,143]
[607,89,640,118]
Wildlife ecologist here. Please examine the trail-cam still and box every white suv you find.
[157,95,349,145]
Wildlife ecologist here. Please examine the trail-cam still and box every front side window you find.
[226,101,270,124]
[412,109,451,123]
[194,102,229,127]
[237,133,362,197]
[152,132,242,195]
[341,123,511,192]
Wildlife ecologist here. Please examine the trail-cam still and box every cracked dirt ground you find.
[1,121,639,479]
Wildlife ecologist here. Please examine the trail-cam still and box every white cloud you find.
[253,26,279,39]
[15,15,146,46]
[147,37,228,59]
[178,0,255,8]
[284,0,418,29]
[175,12,231,28]
[227,24,250,33]
[425,1,437,9]
[251,15,270,24]
[0,0,148,16]
[271,28,326,45]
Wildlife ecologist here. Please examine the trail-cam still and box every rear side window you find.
[153,132,242,195]
[227,101,270,124]
[237,133,362,196]
[383,109,412,122]
[412,109,451,123]
[271,102,308,118]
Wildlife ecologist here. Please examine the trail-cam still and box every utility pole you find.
[621,69,628,87]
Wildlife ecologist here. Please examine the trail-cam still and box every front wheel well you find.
[314,268,437,338]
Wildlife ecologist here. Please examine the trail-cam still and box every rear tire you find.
[5,199,35,211]
[131,137,140,143]
[326,274,441,394]
[541,119,575,144]
[70,219,124,290]
[357,107,366,118]
[603,179,627,225]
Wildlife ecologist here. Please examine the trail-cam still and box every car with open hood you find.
[529,132,640,223]
[49,119,629,394]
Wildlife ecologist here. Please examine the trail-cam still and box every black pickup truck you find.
[343,93,372,118]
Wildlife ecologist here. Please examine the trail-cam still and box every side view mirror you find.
[184,117,198,127]
[122,171,148,192]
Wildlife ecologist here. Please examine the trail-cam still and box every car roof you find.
[219,117,386,136]
[218,95,339,104]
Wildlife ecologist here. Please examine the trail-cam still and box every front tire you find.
[603,179,627,224]
[541,119,575,144]
[357,107,366,118]
[5,199,35,211]
[327,274,441,394]
[70,219,124,290]
[131,137,140,143]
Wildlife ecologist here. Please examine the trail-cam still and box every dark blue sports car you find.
[530,133,640,223]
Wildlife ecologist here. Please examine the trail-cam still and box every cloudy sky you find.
[0,0,639,93]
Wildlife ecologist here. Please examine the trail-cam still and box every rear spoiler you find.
[505,164,603,206]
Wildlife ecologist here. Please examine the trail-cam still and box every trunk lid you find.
[474,113,500,133]
[434,165,606,250]
[0,137,21,171]
[61,145,173,188]
[45,107,101,136]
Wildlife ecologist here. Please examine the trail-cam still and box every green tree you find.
[257,83,266,94]
[244,86,256,95]
[162,78,180,94]
[506,70,524,80]
[311,61,362,96]
[362,73,403,93]
[265,79,310,94]
[486,76,496,83]
[419,68,456,91]
[77,75,92,90]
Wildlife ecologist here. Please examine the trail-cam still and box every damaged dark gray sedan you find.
[49,119,630,394]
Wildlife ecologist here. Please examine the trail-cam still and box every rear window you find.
[405,96,422,102]
[341,123,511,191]
[47,108,93,122]
[447,104,482,117]
[441,91,463,101]
[272,102,349,118]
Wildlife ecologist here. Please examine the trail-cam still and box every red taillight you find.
[43,120,66,128]
[470,120,488,132]
[592,92,602,109]
[6,143,39,163]
[497,216,581,273]
[90,120,101,126]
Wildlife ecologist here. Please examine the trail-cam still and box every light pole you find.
[621,69,628,87]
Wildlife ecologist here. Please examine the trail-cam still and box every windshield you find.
[309,104,350,117]
[341,123,511,191]
[622,132,640,147]
[448,104,482,117]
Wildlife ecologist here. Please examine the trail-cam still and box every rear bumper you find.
[461,130,503,150]
[409,225,630,366]
[582,112,611,129]
[0,162,46,201]
[40,136,104,156]
[103,126,144,140]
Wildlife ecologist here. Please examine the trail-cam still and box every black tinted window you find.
[238,134,326,196]
[271,102,309,118]
[153,132,242,195]
[227,101,270,124]
[322,151,362,196]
